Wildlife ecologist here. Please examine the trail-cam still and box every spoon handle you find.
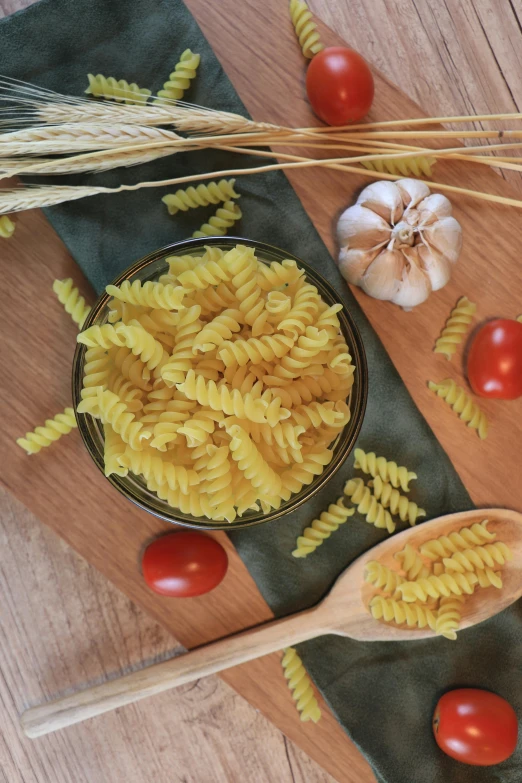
[21,606,324,738]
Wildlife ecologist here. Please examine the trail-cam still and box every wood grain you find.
[1,0,522,781]
[0,486,335,783]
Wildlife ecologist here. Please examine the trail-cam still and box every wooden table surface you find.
[1,1,522,782]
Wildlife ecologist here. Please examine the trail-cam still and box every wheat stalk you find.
[0,147,178,177]
[4,152,522,214]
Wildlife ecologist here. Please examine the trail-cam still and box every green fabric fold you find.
[2,1,520,781]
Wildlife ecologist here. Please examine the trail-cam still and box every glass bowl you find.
[72,237,368,530]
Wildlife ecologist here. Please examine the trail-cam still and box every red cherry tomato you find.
[142,531,228,597]
[467,318,522,399]
[433,689,518,766]
[306,47,374,126]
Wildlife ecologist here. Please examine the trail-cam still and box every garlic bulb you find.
[337,179,462,309]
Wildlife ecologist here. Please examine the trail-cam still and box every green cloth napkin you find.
[2,1,520,780]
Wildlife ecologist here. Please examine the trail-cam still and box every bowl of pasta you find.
[72,238,368,529]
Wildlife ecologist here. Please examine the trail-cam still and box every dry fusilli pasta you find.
[0,214,15,238]
[419,520,495,560]
[442,542,512,573]
[344,478,395,533]
[434,296,477,360]
[281,647,322,722]
[292,497,354,557]
[369,596,438,630]
[85,74,151,104]
[435,595,464,640]
[428,379,488,439]
[361,156,436,178]
[369,476,426,527]
[353,448,417,492]
[162,179,239,214]
[53,278,91,329]
[17,408,77,454]
[192,200,241,239]
[398,571,478,603]
[106,280,185,310]
[364,561,405,597]
[289,0,324,59]
[155,49,200,102]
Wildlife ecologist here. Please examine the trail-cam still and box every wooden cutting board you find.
[1,1,521,781]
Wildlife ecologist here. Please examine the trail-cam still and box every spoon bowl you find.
[21,508,522,738]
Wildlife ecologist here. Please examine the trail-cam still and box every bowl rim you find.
[72,236,368,530]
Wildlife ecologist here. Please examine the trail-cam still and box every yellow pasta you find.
[85,73,151,104]
[517,315,522,323]
[73,244,354,520]
[369,596,438,631]
[394,544,430,580]
[364,561,405,597]
[361,156,436,178]
[442,542,512,573]
[0,214,15,238]
[17,408,77,454]
[281,647,322,723]
[476,568,503,589]
[155,49,200,102]
[419,520,495,560]
[293,497,354,557]
[289,0,324,59]
[192,200,242,239]
[435,595,464,640]
[162,179,239,215]
[369,476,426,526]
[353,448,417,492]
[53,278,91,329]
[434,296,477,360]
[344,478,395,534]
[398,571,478,603]
[428,379,488,439]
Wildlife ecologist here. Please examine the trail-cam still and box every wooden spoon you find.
[21,508,522,738]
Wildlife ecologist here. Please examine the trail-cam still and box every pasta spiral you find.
[156,49,201,102]
[114,323,168,373]
[265,291,292,322]
[192,200,242,238]
[161,305,203,387]
[428,379,488,439]
[108,371,144,413]
[256,258,303,291]
[177,410,223,449]
[476,568,503,589]
[419,520,495,560]
[103,423,128,477]
[16,408,77,454]
[361,156,436,178]
[266,327,329,383]
[106,280,185,310]
[442,542,513,573]
[87,389,150,451]
[0,215,15,238]
[435,595,464,640]
[364,561,405,597]
[80,346,113,406]
[369,596,438,631]
[292,497,354,557]
[228,424,282,498]
[281,647,322,723]
[398,571,478,603]
[179,370,277,424]
[353,448,417,492]
[199,444,236,523]
[77,324,125,350]
[280,447,333,498]
[118,445,199,494]
[192,309,243,353]
[369,476,426,526]
[162,179,239,215]
[394,544,430,580]
[218,333,294,367]
[113,346,152,391]
[53,278,91,329]
[277,282,320,338]
[434,296,477,360]
[85,73,151,104]
[289,0,324,59]
[343,478,395,533]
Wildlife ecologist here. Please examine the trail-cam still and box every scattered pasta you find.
[344,477,395,534]
[74,244,355,522]
[365,519,512,640]
[162,180,240,215]
[0,214,15,238]
[353,448,416,492]
[434,296,477,360]
[289,0,324,59]
[17,407,77,454]
[281,647,322,722]
[192,200,242,238]
[85,74,151,104]
[292,497,354,557]
[53,278,92,329]
[361,156,436,178]
[369,476,426,527]
[155,49,200,103]
[428,379,488,439]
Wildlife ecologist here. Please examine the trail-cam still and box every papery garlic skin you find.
[337,179,462,309]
